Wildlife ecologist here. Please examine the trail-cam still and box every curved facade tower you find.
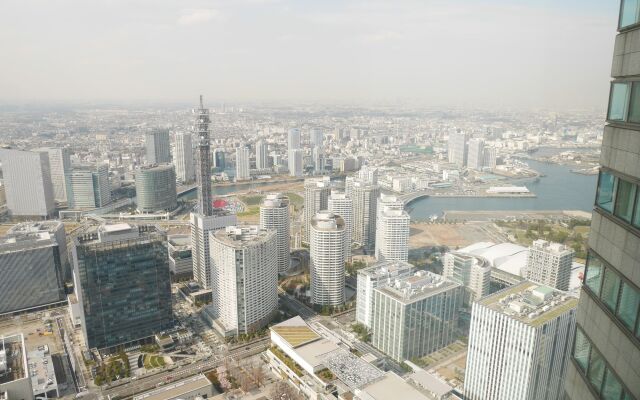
[310,211,345,306]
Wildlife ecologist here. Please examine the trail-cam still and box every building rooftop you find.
[76,224,162,245]
[168,234,190,248]
[212,225,273,247]
[322,350,384,390]
[271,317,321,348]
[132,374,211,400]
[408,369,453,398]
[478,281,578,327]
[304,176,331,188]
[357,371,429,400]
[311,211,344,231]
[446,252,490,270]
[7,221,63,235]
[358,260,415,279]
[262,193,289,208]
[0,231,56,253]
[0,334,28,385]
[458,241,529,276]
[530,239,573,255]
[376,270,460,303]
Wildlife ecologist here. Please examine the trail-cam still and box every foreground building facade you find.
[0,231,66,316]
[72,224,173,350]
[564,3,640,399]
[209,226,278,336]
[465,282,577,400]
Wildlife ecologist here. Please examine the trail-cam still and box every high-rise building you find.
[312,146,324,175]
[66,163,111,209]
[0,148,55,218]
[310,211,345,306]
[371,271,461,362]
[209,226,278,336]
[288,128,302,177]
[235,146,251,181]
[145,129,171,164]
[375,194,409,262]
[0,230,66,316]
[195,96,213,217]
[357,165,378,185]
[483,146,497,171]
[191,210,237,289]
[288,128,301,151]
[213,148,226,171]
[174,132,195,183]
[72,224,173,350]
[447,131,468,167]
[288,149,303,177]
[255,139,269,170]
[37,147,71,202]
[260,193,290,275]
[467,138,485,171]
[8,221,69,281]
[328,191,353,261]
[442,252,491,306]
[465,282,577,400]
[356,260,414,328]
[303,176,331,244]
[352,180,380,252]
[135,164,177,213]
[564,5,640,399]
[310,128,323,148]
[524,239,574,291]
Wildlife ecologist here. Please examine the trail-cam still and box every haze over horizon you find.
[0,0,618,110]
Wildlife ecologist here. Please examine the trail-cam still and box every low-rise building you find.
[168,235,192,281]
[132,374,213,400]
[0,334,33,400]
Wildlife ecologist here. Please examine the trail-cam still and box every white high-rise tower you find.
[0,149,55,218]
[235,146,251,181]
[328,191,352,261]
[209,226,278,336]
[524,240,574,291]
[303,176,331,244]
[145,129,171,164]
[174,132,195,183]
[255,139,269,170]
[375,194,409,262]
[310,211,345,306]
[260,193,290,274]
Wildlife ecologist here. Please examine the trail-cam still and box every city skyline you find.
[0,0,618,110]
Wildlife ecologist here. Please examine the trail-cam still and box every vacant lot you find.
[409,222,498,249]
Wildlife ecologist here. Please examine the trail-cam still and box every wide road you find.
[95,338,269,400]
[278,291,316,320]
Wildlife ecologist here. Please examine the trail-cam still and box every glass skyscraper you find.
[72,224,173,350]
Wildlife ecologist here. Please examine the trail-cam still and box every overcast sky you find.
[0,0,618,109]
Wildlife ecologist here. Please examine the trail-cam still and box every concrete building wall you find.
[0,149,55,218]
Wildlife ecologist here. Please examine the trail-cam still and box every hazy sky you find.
[0,0,618,109]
